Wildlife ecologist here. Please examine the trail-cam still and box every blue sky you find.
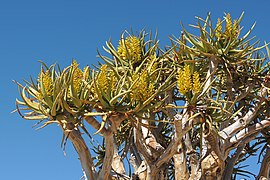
[1,0,270,179]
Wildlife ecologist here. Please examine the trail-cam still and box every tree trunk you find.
[63,123,96,180]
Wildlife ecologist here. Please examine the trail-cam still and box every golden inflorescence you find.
[38,70,53,97]
[177,65,201,95]
[95,65,117,94]
[216,18,223,39]
[97,65,109,92]
[117,36,142,63]
[215,13,239,40]
[131,71,155,102]
[72,61,84,94]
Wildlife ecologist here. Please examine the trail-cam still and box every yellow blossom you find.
[97,65,108,92]
[38,70,53,96]
[177,65,192,95]
[67,61,84,97]
[215,18,222,39]
[109,71,117,91]
[192,71,200,94]
[224,13,233,38]
[73,67,83,94]
[232,19,239,37]
[131,71,154,102]
[117,36,142,63]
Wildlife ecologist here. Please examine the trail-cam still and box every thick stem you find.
[223,144,245,180]
[63,123,96,180]
[174,142,189,180]
[84,116,111,136]
[98,133,114,179]
[154,114,196,169]
[173,114,188,180]
[219,89,267,141]
[184,133,198,180]
[112,142,126,175]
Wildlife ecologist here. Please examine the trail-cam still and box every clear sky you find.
[1,0,269,179]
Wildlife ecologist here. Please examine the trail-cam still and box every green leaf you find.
[93,115,107,135]
[51,90,64,116]
[84,112,107,116]
[23,115,48,120]
[21,87,40,111]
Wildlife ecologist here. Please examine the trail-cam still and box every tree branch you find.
[154,114,198,169]
[98,133,114,179]
[223,144,245,179]
[228,119,270,145]
[257,147,270,179]
[134,127,154,164]
[112,143,126,175]
[84,116,111,136]
[219,96,266,141]
[174,113,188,180]
[62,123,96,180]
[98,113,126,180]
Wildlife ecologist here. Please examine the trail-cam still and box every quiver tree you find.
[15,13,270,179]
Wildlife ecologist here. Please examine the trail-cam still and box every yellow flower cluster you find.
[95,65,117,95]
[215,13,239,40]
[38,70,53,96]
[117,36,142,63]
[72,61,84,94]
[109,72,117,91]
[97,65,109,92]
[177,65,201,95]
[131,71,155,102]
[224,13,233,38]
[216,18,222,39]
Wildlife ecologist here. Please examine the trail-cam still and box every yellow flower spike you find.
[232,19,239,38]
[177,65,192,95]
[117,36,142,63]
[109,71,117,91]
[215,18,223,39]
[192,71,201,94]
[97,65,108,92]
[73,67,83,94]
[130,71,154,102]
[183,65,192,90]
[39,70,53,96]
[224,13,233,38]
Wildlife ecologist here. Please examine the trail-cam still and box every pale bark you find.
[62,123,96,180]
[174,113,188,180]
[229,119,270,145]
[174,142,189,180]
[84,116,111,136]
[219,95,266,141]
[112,153,126,175]
[99,133,114,180]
